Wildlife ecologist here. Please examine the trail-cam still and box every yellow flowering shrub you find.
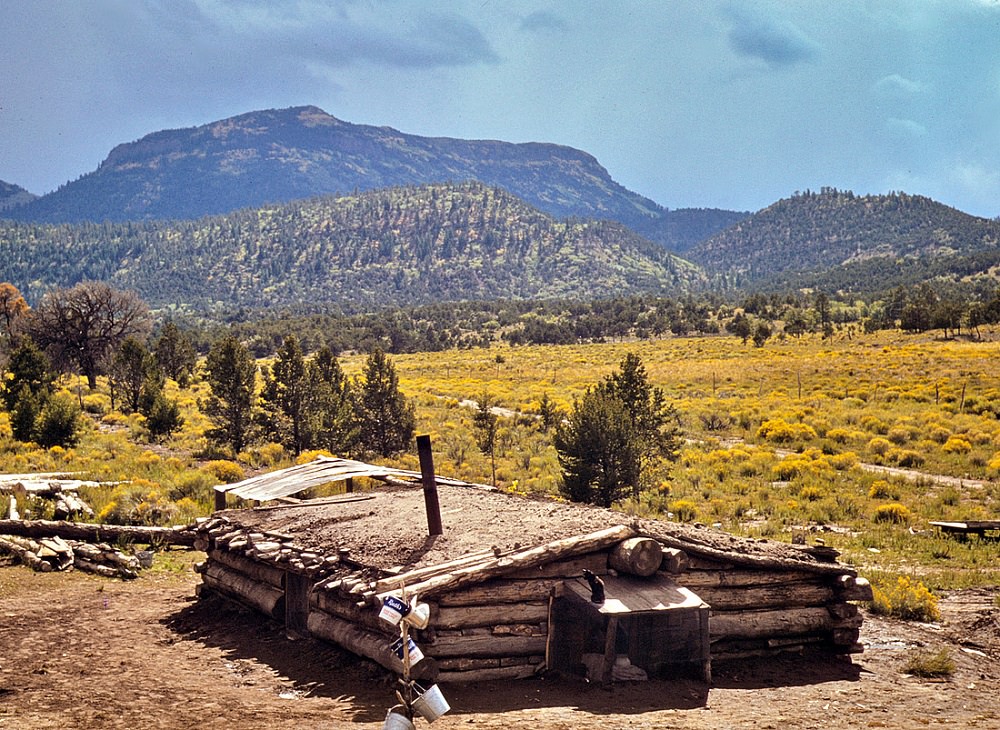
[869,575,940,622]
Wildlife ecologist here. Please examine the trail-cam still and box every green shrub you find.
[903,648,954,678]
[799,485,825,501]
[868,480,898,499]
[891,448,925,467]
[941,436,972,454]
[756,418,817,443]
[166,470,216,502]
[867,437,892,457]
[146,392,183,439]
[98,480,177,526]
[36,394,83,448]
[296,449,334,464]
[869,575,940,621]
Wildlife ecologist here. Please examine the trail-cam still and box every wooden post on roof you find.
[417,434,443,536]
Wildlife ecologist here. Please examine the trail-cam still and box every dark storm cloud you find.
[726,10,821,67]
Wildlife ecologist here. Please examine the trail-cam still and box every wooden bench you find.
[929,521,1000,540]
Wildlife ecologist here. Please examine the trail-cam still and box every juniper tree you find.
[154,321,197,387]
[259,335,310,455]
[473,390,501,487]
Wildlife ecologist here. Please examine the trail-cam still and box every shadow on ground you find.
[164,591,862,720]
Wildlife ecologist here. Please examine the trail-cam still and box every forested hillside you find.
[0,182,700,310]
[690,189,1000,291]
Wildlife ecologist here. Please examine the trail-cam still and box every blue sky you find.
[3,0,1000,217]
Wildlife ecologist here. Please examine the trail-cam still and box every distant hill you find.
[688,189,1000,292]
[0,182,702,310]
[0,180,36,212]
[2,105,742,250]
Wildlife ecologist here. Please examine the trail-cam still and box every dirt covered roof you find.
[218,483,844,575]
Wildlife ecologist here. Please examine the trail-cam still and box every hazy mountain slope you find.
[7,106,662,225]
[0,182,702,310]
[4,106,749,252]
[0,180,37,212]
[688,189,1000,288]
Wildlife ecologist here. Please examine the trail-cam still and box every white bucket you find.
[382,705,414,730]
[412,684,450,723]
[389,636,424,666]
[379,595,410,625]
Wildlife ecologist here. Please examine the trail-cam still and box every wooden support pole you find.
[417,434,443,536]
[214,488,227,512]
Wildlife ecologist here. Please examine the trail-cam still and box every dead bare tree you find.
[29,282,151,389]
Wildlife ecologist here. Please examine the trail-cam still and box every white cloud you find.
[885,117,927,138]
[874,73,927,96]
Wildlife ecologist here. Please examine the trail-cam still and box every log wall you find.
[193,516,872,684]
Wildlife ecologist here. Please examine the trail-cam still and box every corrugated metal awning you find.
[215,456,489,502]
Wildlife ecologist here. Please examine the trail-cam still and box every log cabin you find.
[193,454,871,685]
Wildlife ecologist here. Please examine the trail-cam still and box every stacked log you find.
[669,552,872,659]
[0,518,195,547]
[72,541,142,579]
[0,534,147,579]
[303,526,635,684]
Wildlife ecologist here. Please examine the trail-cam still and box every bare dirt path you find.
[2,554,1000,729]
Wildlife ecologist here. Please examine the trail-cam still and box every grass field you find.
[2,328,999,593]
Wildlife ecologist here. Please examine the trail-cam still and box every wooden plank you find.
[709,606,861,640]
[675,569,820,589]
[424,633,547,658]
[436,578,563,606]
[380,525,636,601]
[375,549,495,593]
[507,553,608,579]
[693,583,836,611]
[601,616,619,685]
[434,601,548,630]
[285,571,312,636]
[565,574,707,614]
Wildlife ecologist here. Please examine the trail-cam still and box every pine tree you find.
[259,335,309,455]
[307,346,357,455]
[554,353,680,506]
[355,349,415,457]
[203,335,257,454]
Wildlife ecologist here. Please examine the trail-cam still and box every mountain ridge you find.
[6,106,733,250]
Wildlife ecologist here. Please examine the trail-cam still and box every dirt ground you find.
[2,553,1000,730]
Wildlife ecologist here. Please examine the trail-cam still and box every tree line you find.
[0,281,415,459]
